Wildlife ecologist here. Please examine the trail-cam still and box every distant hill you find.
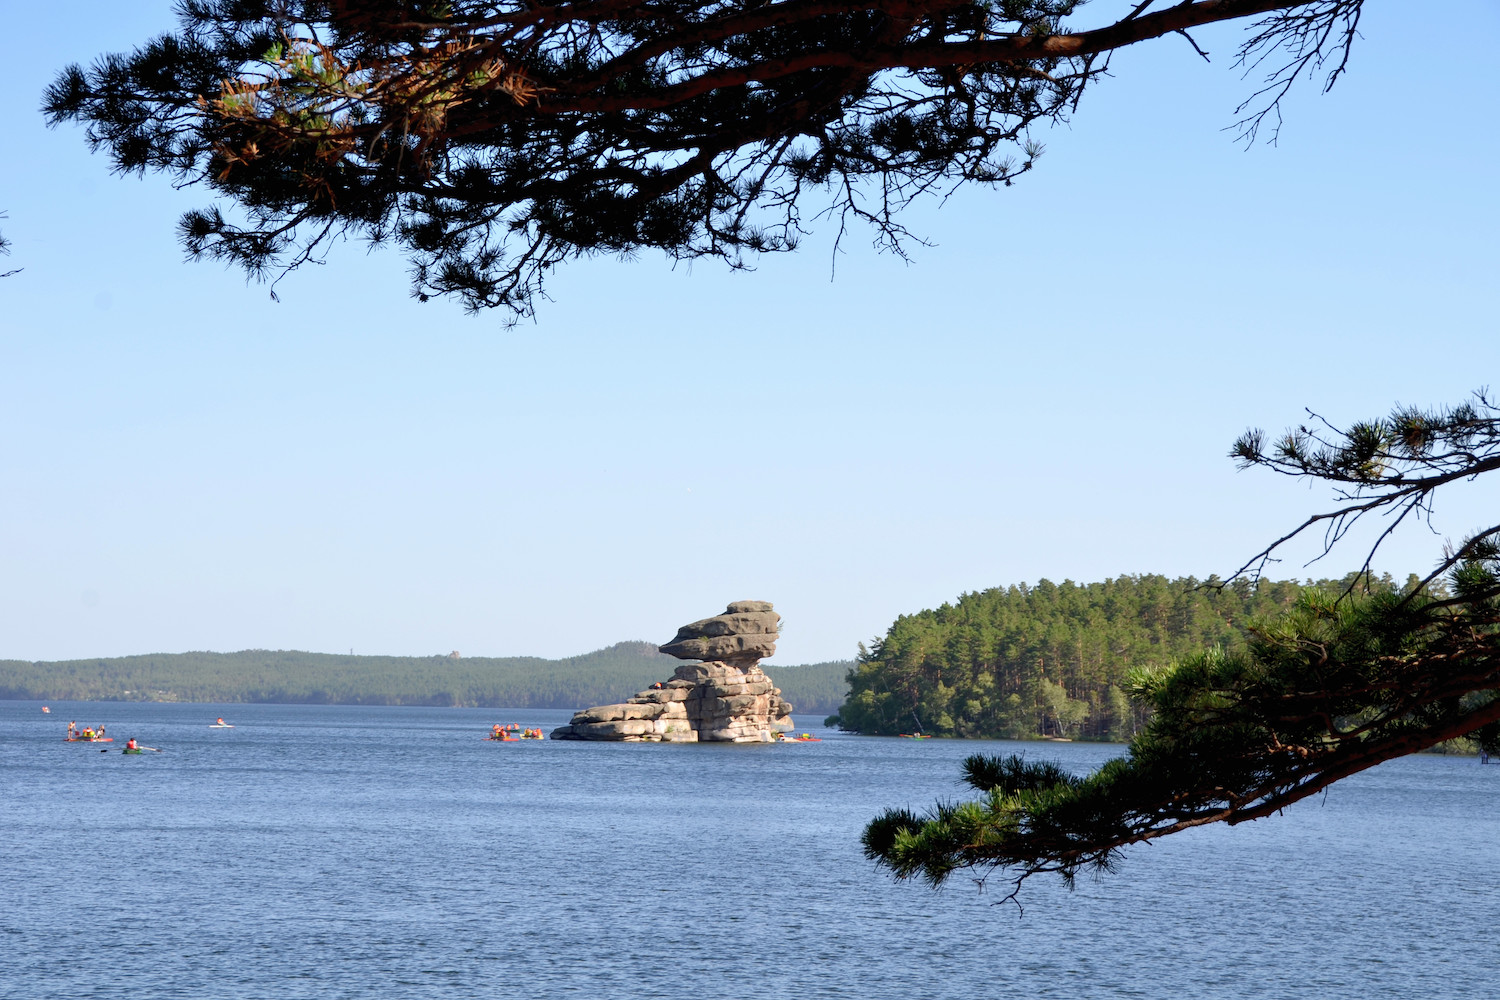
[0,642,853,715]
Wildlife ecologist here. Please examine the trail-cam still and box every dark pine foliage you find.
[863,394,1500,897]
[43,1,1364,318]
[0,211,17,278]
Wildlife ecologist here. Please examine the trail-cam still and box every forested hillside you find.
[0,643,853,714]
[832,574,1420,740]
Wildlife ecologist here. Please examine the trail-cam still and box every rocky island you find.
[549,601,794,741]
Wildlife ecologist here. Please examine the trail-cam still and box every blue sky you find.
[2,1,1496,663]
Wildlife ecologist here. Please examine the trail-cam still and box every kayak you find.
[898,733,933,739]
[66,736,113,743]
[484,736,519,742]
[208,724,234,728]
[121,748,144,754]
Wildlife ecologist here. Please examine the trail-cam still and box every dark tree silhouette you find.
[0,212,18,279]
[862,393,1500,900]
[44,0,1363,317]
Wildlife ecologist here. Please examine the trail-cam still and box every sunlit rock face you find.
[550,602,794,742]
[658,600,780,666]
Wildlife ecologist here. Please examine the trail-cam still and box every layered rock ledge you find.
[550,601,794,742]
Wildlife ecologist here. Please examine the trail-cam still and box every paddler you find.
[68,721,77,738]
[216,717,226,726]
[492,724,503,739]
[125,738,138,751]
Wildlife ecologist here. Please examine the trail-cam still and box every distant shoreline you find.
[0,642,853,715]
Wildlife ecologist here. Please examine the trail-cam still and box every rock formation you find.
[550,601,794,742]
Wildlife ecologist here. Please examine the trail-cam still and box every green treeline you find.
[832,573,1421,740]
[0,642,853,715]
[766,662,853,714]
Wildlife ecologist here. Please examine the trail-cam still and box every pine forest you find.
[832,573,1422,740]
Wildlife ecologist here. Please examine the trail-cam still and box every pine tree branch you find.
[46,0,1365,316]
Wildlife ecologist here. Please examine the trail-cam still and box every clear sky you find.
[2,2,1496,664]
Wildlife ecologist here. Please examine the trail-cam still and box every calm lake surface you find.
[3,700,1497,999]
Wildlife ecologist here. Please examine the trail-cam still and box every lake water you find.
[2,700,1497,999]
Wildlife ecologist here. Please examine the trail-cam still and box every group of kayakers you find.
[65,722,141,750]
[488,723,545,741]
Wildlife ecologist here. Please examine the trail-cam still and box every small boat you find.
[208,724,234,728]
[898,733,933,739]
[778,734,822,742]
[66,736,114,743]
[121,748,144,754]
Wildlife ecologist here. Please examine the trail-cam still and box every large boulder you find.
[552,601,793,742]
[658,604,781,665]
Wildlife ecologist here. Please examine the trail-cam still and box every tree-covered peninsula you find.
[0,642,853,715]
[862,396,1500,893]
[831,573,1418,740]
